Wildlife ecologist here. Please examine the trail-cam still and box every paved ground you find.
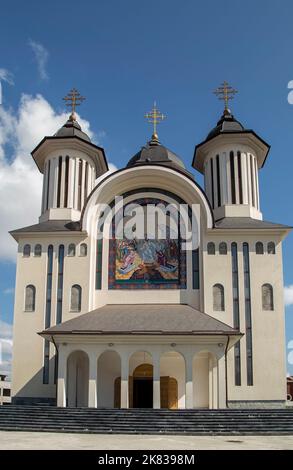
[0,431,292,450]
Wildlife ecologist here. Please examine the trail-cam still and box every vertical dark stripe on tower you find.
[210,158,215,209]
[243,242,253,385]
[46,160,51,210]
[237,151,243,204]
[43,244,54,384]
[231,242,241,385]
[230,151,236,204]
[250,154,255,207]
[57,156,62,208]
[64,156,69,208]
[216,154,221,207]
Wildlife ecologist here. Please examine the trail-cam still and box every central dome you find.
[54,115,91,142]
[127,136,192,176]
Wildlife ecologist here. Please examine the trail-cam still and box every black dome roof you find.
[127,135,192,176]
[206,109,244,141]
[54,115,91,142]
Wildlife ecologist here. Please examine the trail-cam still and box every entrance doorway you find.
[133,377,153,408]
[132,364,153,408]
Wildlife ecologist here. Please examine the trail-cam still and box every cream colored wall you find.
[202,233,286,402]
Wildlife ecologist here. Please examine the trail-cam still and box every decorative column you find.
[57,347,67,407]
[217,354,227,408]
[121,354,129,408]
[153,353,161,409]
[88,352,97,408]
[185,354,194,409]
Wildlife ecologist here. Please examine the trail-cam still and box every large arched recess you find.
[81,165,214,236]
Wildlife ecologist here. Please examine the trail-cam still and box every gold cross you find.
[213,81,238,112]
[145,101,166,140]
[63,88,85,119]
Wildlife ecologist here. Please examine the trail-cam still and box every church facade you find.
[10,92,290,409]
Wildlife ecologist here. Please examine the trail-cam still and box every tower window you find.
[219,242,227,255]
[34,244,42,257]
[262,284,274,311]
[250,154,255,207]
[23,244,31,257]
[230,151,236,204]
[79,243,87,257]
[216,154,221,207]
[207,242,215,255]
[64,156,69,208]
[57,156,62,208]
[268,242,276,254]
[237,151,243,204]
[256,242,264,255]
[192,249,200,289]
[210,158,215,209]
[213,283,225,311]
[68,244,76,257]
[25,285,36,312]
[70,284,82,312]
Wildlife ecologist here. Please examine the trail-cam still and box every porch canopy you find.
[40,304,242,347]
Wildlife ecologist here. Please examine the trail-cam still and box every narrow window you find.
[230,151,236,204]
[268,242,275,254]
[216,154,221,207]
[57,156,62,208]
[231,242,241,385]
[43,245,53,384]
[79,243,87,257]
[56,245,64,324]
[23,244,31,257]
[70,285,82,312]
[46,159,51,210]
[25,285,36,312]
[64,156,69,208]
[262,284,274,311]
[219,242,227,255]
[243,243,253,386]
[84,161,88,206]
[34,244,42,257]
[96,239,103,289]
[250,154,255,207]
[207,242,215,255]
[78,159,83,211]
[237,151,243,204]
[192,249,200,289]
[256,242,264,255]
[68,243,76,257]
[210,158,215,209]
[213,284,225,311]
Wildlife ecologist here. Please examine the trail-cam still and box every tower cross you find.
[213,81,238,112]
[63,88,85,119]
[145,101,166,140]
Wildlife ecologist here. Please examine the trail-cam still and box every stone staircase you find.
[0,406,292,435]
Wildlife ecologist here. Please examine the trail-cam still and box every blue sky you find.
[0,0,293,375]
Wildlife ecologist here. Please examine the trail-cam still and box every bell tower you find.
[31,89,108,222]
[192,82,270,221]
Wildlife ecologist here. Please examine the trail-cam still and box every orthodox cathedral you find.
[10,85,290,409]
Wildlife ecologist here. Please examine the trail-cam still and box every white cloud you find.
[0,93,114,262]
[28,40,49,80]
[3,288,14,295]
[285,285,293,307]
[0,68,14,86]
[288,340,293,349]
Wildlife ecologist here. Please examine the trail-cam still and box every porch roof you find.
[39,304,241,337]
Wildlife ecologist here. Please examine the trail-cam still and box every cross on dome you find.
[213,81,238,114]
[144,101,166,142]
[63,88,86,121]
